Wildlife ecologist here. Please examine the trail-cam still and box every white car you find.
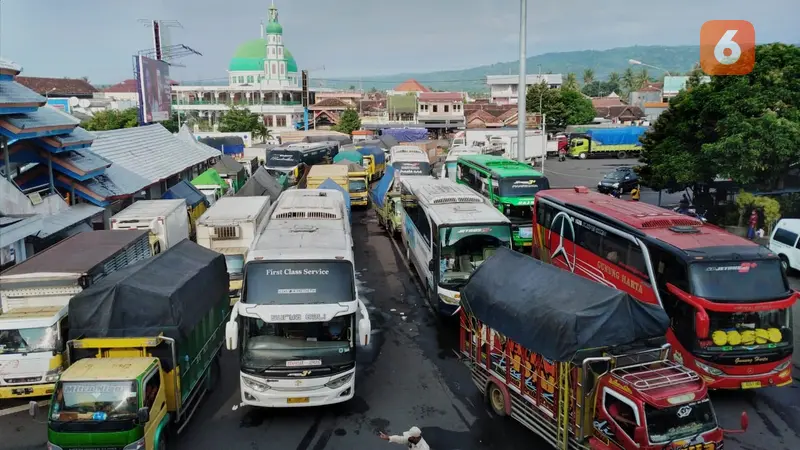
[769,218,800,273]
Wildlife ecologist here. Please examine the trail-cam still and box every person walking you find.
[747,209,758,240]
[379,427,430,449]
[630,185,640,202]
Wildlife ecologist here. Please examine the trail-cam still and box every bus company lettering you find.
[270,313,328,321]
[596,261,644,294]
[265,268,330,276]
[734,356,769,365]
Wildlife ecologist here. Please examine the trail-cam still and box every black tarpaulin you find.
[68,240,229,343]
[461,247,669,362]
[235,166,285,201]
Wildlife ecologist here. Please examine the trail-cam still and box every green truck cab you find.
[454,154,550,249]
[38,240,230,450]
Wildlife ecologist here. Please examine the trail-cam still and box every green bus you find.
[455,154,550,249]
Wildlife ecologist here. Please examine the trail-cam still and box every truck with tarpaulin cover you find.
[0,231,151,400]
[371,166,402,237]
[354,146,386,182]
[161,180,210,241]
[39,240,230,450]
[569,127,648,160]
[334,160,369,207]
[234,166,289,202]
[459,247,748,450]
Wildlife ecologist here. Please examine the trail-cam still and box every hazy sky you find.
[1,0,797,84]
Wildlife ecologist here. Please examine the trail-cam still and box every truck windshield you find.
[688,260,790,302]
[52,381,138,422]
[241,315,354,370]
[439,225,512,290]
[243,261,355,305]
[349,179,368,193]
[393,161,430,176]
[0,325,57,354]
[267,151,301,168]
[225,255,245,278]
[497,176,550,197]
[645,399,717,444]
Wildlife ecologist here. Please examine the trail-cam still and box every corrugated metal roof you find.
[90,164,152,196]
[0,80,46,106]
[58,148,112,174]
[36,203,104,238]
[175,124,224,159]
[91,124,220,183]
[49,127,95,146]
[2,105,79,130]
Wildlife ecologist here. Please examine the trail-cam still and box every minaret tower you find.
[264,2,287,82]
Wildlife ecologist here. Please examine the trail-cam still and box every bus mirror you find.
[358,318,371,346]
[695,310,710,339]
[225,320,239,350]
[136,407,150,424]
[428,260,435,271]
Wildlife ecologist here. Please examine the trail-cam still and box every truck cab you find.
[219,247,248,303]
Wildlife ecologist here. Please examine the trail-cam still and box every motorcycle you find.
[672,205,708,222]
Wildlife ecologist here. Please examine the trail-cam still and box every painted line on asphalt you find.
[0,400,49,417]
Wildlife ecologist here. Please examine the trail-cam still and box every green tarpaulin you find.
[334,151,362,164]
[192,169,229,195]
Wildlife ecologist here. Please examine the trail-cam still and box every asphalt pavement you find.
[2,208,799,450]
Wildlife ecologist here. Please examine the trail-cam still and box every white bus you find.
[389,144,425,163]
[441,146,481,181]
[399,177,512,316]
[391,152,432,189]
[225,189,370,408]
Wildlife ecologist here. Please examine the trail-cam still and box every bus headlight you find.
[325,373,353,389]
[439,293,460,305]
[242,376,270,392]
[695,361,724,377]
[44,368,62,383]
[774,360,791,372]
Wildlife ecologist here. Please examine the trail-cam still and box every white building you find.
[486,74,563,105]
[171,4,306,134]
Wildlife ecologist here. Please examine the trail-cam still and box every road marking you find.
[0,400,49,417]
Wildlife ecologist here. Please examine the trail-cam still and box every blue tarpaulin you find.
[370,165,394,208]
[356,146,386,164]
[381,128,428,142]
[586,127,647,146]
[319,178,351,220]
[162,180,208,208]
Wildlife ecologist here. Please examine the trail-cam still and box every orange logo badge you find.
[700,20,755,75]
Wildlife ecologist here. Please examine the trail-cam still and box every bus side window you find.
[574,225,602,255]
[412,206,432,246]
[536,203,554,229]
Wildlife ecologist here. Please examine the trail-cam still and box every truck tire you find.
[616,151,627,159]
[578,152,588,160]
[206,355,221,392]
[487,383,507,417]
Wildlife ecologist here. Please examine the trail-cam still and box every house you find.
[309,97,351,127]
[314,91,362,107]
[594,105,645,123]
[643,102,669,122]
[591,93,625,109]
[416,92,465,129]
[15,76,97,99]
[629,84,663,109]
[663,76,710,100]
[486,74,562,105]
[101,79,141,103]
[387,79,430,96]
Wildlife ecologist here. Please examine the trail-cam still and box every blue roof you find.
[38,127,95,152]
[356,146,386,164]
[50,148,111,180]
[0,80,46,109]
[162,180,207,208]
[0,106,79,139]
[370,165,394,208]
[318,178,351,219]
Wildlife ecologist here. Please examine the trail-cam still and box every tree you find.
[526,82,595,129]
[582,69,595,85]
[160,112,181,133]
[334,109,362,136]
[638,43,800,192]
[218,105,266,140]
[81,108,139,131]
[621,68,636,93]
[563,73,580,91]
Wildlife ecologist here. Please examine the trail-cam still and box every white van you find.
[769,218,800,273]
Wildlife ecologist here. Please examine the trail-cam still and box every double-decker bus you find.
[455,154,550,249]
[532,186,797,390]
[399,177,512,316]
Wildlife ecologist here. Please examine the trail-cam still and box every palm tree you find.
[563,73,580,91]
[583,69,595,85]
[635,68,651,89]
[607,71,622,94]
[622,68,636,93]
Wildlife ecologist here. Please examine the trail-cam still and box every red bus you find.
[532,186,797,390]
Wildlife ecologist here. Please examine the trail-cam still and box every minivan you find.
[769,218,800,273]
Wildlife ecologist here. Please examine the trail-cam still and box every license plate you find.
[287,397,309,404]
[518,227,533,239]
[12,388,33,395]
[741,381,762,389]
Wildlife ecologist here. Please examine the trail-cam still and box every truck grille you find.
[4,376,41,384]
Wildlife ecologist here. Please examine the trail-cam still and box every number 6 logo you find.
[700,20,756,76]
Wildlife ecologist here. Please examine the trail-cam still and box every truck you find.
[371,166,402,237]
[161,180,210,241]
[334,150,372,181]
[569,126,648,160]
[111,199,190,255]
[306,164,349,192]
[37,240,229,450]
[224,189,371,408]
[459,247,748,450]
[355,146,386,182]
[334,160,369,207]
[0,230,151,399]
[195,196,271,300]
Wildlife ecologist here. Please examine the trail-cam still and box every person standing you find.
[630,185,640,201]
[747,209,758,240]
[379,427,430,449]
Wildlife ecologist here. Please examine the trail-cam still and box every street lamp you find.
[628,59,672,76]
[516,0,527,163]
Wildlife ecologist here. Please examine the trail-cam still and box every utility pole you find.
[516,0,527,163]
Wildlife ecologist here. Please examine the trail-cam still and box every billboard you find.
[136,55,172,124]
[46,98,71,114]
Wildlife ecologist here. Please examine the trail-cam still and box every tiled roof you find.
[596,105,645,120]
[15,76,97,96]
[393,79,430,93]
[636,86,662,93]
[467,110,499,123]
[312,98,349,108]
[1,106,79,131]
[0,58,22,75]
[103,79,139,93]
[0,80,47,107]
[495,108,518,122]
[96,164,152,195]
[55,148,112,175]
[42,127,95,148]
[592,97,625,108]
[90,124,221,184]
[418,92,463,102]
[36,203,104,239]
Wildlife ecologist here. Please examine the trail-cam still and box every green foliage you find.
[81,108,139,131]
[735,190,781,231]
[526,82,595,129]
[638,43,800,192]
[218,106,267,141]
[563,73,580,91]
[334,109,362,136]
[160,112,180,133]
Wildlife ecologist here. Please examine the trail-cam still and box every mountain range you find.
[325,45,704,92]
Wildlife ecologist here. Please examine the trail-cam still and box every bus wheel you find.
[780,255,791,272]
[487,383,507,417]
[578,152,587,160]
[617,151,627,159]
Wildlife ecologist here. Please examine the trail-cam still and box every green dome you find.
[265,21,283,35]
[285,50,297,73]
[228,38,298,74]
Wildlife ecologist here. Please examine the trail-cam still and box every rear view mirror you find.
[136,407,150,424]
[695,310,710,339]
[633,426,647,445]
[225,320,239,350]
[358,318,371,346]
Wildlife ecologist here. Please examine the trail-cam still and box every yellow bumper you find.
[352,198,368,206]
[0,382,55,399]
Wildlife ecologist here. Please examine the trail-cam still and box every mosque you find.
[171,3,312,132]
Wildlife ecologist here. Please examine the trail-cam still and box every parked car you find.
[769,218,800,273]
[597,166,639,194]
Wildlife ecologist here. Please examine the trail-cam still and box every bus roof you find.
[391,152,429,163]
[403,178,509,226]
[444,146,481,162]
[538,187,763,253]
[458,154,545,177]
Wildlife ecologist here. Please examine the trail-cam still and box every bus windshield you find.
[497,176,550,197]
[645,400,717,444]
[267,151,301,168]
[243,261,355,305]
[241,315,354,370]
[688,260,790,302]
[439,225,512,289]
